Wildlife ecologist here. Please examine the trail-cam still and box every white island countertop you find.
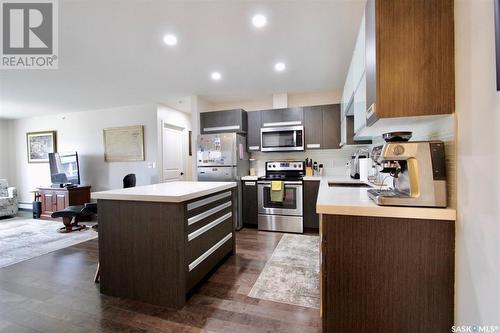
[91,181,237,203]
[316,177,456,221]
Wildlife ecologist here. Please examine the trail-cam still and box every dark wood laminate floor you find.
[0,227,321,333]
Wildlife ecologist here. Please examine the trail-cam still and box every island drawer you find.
[186,211,233,263]
[186,232,234,290]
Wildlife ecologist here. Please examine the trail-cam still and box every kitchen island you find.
[316,179,456,333]
[91,181,237,308]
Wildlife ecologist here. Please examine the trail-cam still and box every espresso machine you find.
[368,132,447,207]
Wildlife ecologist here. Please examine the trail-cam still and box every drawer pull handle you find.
[187,191,231,211]
[188,212,232,242]
[187,201,232,226]
[203,125,240,132]
[263,121,301,127]
[188,233,233,272]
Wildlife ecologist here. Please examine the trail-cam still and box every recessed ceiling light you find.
[211,72,222,81]
[252,14,267,28]
[274,62,286,72]
[163,34,177,46]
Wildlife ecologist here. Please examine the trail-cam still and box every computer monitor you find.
[49,152,81,186]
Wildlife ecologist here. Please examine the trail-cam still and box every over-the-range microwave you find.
[260,125,304,152]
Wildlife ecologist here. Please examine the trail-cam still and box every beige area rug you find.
[0,215,98,268]
[248,234,320,309]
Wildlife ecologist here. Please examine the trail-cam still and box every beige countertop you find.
[91,181,237,203]
[241,176,260,181]
[316,178,456,221]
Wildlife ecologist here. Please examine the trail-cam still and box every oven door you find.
[257,181,303,216]
[261,126,304,152]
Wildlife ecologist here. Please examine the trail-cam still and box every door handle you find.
[180,172,184,176]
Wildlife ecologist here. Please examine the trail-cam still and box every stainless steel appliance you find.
[260,126,304,152]
[257,161,305,233]
[368,136,447,207]
[197,133,249,229]
[350,148,370,179]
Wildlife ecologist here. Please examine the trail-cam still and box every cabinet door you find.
[353,74,367,134]
[200,109,247,134]
[365,0,377,124]
[55,191,68,211]
[242,181,258,226]
[261,107,303,127]
[322,104,341,149]
[41,191,54,215]
[303,181,320,229]
[247,111,261,151]
[304,106,323,149]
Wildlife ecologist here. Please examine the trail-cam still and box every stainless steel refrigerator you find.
[197,133,249,230]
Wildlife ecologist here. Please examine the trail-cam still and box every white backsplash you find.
[250,146,366,177]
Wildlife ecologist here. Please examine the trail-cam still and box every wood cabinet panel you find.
[303,181,320,229]
[37,186,91,221]
[200,109,247,134]
[261,107,303,126]
[247,111,262,151]
[242,181,258,226]
[321,214,454,332]
[321,104,341,149]
[304,106,323,149]
[366,0,454,122]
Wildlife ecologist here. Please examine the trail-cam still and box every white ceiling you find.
[0,0,365,119]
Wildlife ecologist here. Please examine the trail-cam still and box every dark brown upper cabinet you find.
[200,109,247,134]
[247,111,262,151]
[261,107,304,127]
[304,104,341,150]
[365,0,455,125]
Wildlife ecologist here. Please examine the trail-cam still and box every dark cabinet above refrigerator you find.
[200,109,247,134]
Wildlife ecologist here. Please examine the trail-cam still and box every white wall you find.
[157,104,193,181]
[455,0,500,325]
[0,119,11,180]
[207,90,342,111]
[9,104,159,204]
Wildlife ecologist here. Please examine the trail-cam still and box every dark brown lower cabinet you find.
[303,181,320,229]
[321,214,455,333]
[242,180,258,226]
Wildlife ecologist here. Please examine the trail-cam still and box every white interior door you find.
[162,123,185,182]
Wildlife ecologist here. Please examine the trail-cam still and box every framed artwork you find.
[496,0,500,90]
[103,125,145,162]
[26,131,57,163]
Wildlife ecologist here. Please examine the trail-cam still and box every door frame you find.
[160,120,188,182]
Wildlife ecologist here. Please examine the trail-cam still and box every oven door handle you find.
[258,182,303,187]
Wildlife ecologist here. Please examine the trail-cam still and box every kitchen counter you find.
[316,178,456,221]
[91,181,237,203]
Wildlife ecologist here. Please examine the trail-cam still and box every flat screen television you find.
[49,152,81,185]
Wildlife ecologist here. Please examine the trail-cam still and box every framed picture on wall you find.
[495,0,500,90]
[103,125,145,162]
[26,131,57,163]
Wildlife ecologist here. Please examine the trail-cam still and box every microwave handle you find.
[293,131,297,146]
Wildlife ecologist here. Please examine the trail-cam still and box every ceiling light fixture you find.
[211,72,222,81]
[163,34,178,46]
[274,62,286,72]
[252,14,267,28]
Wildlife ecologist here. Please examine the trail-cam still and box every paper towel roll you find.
[359,158,369,181]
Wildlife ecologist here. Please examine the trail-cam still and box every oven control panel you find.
[266,161,305,171]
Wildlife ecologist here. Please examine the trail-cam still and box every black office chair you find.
[123,174,136,188]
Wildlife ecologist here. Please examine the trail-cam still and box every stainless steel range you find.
[257,161,304,233]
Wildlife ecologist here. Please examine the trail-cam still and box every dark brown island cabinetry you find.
[321,214,455,332]
[98,188,237,308]
[365,0,455,124]
[303,181,320,229]
[241,180,258,226]
[200,109,247,134]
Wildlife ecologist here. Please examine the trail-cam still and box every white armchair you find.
[0,179,18,217]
